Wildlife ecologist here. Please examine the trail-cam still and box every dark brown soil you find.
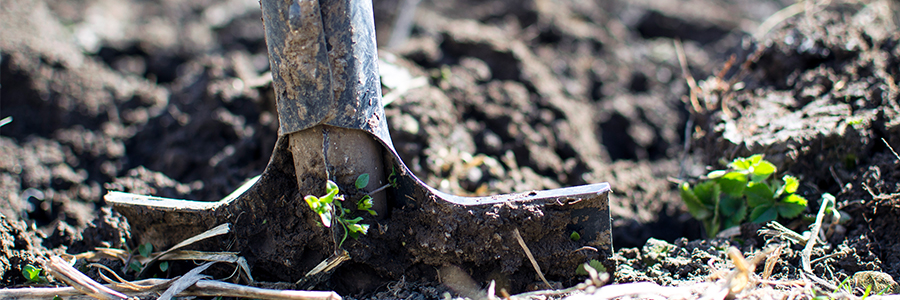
[1,0,899,298]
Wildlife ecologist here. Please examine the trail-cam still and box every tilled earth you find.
[2,0,900,298]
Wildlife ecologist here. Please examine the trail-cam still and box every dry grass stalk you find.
[513,228,552,289]
[158,261,215,300]
[138,223,231,277]
[45,256,128,300]
[762,244,785,279]
[0,278,342,300]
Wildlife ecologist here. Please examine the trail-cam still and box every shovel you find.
[106,0,612,291]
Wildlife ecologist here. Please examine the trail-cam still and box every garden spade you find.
[106,0,612,290]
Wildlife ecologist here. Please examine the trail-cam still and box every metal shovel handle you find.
[261,0,390,143]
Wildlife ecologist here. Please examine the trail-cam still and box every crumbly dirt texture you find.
[1,0,900,298]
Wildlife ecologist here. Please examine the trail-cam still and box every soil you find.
[1,0,899,298]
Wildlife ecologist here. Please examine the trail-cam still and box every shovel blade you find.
[107,0,614,292]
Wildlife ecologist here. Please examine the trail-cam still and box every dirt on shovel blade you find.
[2,0,900,299]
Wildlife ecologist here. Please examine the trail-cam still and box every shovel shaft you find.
[262,0,390,144]
[261,0,334,135]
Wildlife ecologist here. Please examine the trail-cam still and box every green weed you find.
[680,154,808,237]
[305,175,375,248]
[21,264,45,283]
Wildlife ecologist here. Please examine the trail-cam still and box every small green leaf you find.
[680,183,711,220]
[319,208,333,227]
[782,175,799,194]
[388,167,400,187]
[159,261,169,272]
[357,195,378,215]
[22,264,42,283]
[570,231,581,241]
[706,170,727,179]
[575,259,606,275]
[750,205,778,223]
[130,261,142,272]
[776,194,808,218]
[347,223,370,238]
[304,195,321,210]
[716,171,748,197]
[747,154,763,165]
[355,174,370,190]
[358,195,373,210]
[320,193,336,204]
[745,182,774,207]
[692,181,719,206]
[718,194,745,218]
[326,180,339,196]
[723,202,747,229]
[138,242,153,258]
[772,178,786,198]
[750,160,776,182]
[729,156,753,171]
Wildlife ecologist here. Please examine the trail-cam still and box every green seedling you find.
[570,231,581,241]
[680,154,808,237]
[22,264,45,283]
[138,242,153,258]
[388,167,400,188]
[575,259,606,275]
[130,261,142,273]
[304,181,340,227]
[357,195,377,216]
[305,175,373,248]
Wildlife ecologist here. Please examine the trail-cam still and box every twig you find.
[762,244,785,280]
[884,138,900,162]
[158,261,215,300]
[802,194,834,274]
[512,228,552,289]
[139,223,232,278]
[572,246,598,253]
[0,278,342,300]
[368,183,391,195]
[89,263,154,291]
[45,256,128,300]
[829,166,845,193]
[674,39,703,114]
[802,271,839,291]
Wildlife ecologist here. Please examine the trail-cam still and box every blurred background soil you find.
[2,0,900,297]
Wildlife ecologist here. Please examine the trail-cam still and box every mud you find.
[1,0,900,298]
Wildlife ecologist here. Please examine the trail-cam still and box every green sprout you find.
[575,259,606,275]
[569,231,581,241]
[130,261,142,272]
[305,175,376,248]
[138,242,153,258]
[680,154,808,237]
[388,167,400,188]
[22,264,45,283]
